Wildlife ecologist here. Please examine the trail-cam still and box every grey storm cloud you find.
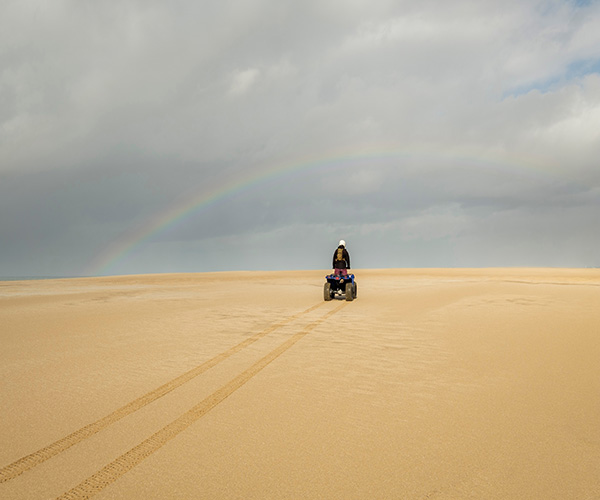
[1,0,600,276]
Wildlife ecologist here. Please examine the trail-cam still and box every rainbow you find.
[84,145,557,276]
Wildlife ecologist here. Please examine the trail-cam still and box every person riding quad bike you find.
[324,240,356,301]
[332,240,350,276]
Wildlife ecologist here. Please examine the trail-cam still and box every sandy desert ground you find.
[1,268,599,499]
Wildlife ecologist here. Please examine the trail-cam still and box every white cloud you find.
[229,68,261,95]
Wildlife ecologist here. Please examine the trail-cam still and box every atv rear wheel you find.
[324,282,333,301]
[345,282,354,301]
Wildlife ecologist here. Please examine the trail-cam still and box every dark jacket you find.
[332,246,350,269]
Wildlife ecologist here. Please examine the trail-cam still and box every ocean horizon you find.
[0,276,73,282]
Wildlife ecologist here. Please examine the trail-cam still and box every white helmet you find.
[339,240,346,247]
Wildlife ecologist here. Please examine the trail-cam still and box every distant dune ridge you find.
[1,269,599,499]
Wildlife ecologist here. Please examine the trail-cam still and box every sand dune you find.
[1,269,599,499]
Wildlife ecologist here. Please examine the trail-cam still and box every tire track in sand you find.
[0,303,325,483]
[56,302,347,500]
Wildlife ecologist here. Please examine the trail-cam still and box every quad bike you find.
[324,273,357,301]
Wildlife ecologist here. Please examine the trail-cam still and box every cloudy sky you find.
[1,0,599,277]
